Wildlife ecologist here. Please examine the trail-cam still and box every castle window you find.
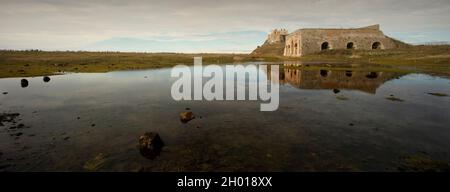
[372,42,382,50]
[321,42,330,50]
[346,42,354,49]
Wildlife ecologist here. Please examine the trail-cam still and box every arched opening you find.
[345,70,352,77]
[366,72,378,79]
[294,43,298,54]
[320,70,328,77]
[372,42,382,50]
[346,42,354,49]
[291,40,294,54]
[321,42,330,50]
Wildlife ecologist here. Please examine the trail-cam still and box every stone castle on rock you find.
[252,24,402,57]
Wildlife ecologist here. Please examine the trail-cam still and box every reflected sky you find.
[0,63,449,171]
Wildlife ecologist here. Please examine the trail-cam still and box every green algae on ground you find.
[83,153,107,171]
[336,95,349,101]
[386,96,404,102]
[0,51,273,78]
[398,154,450,172]
[427,92,448,97]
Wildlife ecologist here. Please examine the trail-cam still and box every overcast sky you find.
[1,0,449,52]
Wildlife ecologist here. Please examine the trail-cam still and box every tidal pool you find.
[0,62,449,171]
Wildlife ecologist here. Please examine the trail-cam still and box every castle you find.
[256,24,398,57]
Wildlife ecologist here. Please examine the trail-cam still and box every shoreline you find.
[1,45,449,78]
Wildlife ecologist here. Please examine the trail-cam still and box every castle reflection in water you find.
[267,61,403,94]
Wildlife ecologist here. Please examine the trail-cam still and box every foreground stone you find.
[43,76,51,82]
[20,79,28,88]
[139,132,164,159]
[180,111,195,123]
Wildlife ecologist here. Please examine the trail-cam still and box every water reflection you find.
[0,63,449,171]
[271,64,402,94]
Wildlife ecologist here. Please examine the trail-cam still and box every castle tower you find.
[266,29,288,44]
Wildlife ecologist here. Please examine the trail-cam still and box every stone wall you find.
[284,25,397,57]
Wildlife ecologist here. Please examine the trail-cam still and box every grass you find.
[298,45,450,77]
[0,45,449,78]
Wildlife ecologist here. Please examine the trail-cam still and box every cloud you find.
[1,0,449,51]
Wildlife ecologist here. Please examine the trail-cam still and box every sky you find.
[1,0,450,53]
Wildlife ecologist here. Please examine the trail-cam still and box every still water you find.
[0,62,449,171]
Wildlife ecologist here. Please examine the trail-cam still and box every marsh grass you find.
[1,45,449,78]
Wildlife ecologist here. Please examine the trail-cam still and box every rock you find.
[139,132,164,159]
[180,111,195,123]
[333,89,340,94]
[63,136,70,140]
[20,79,29,88]
[43,76,51,82]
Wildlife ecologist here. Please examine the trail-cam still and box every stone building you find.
[283,25,396,57]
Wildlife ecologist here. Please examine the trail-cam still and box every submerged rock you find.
[180,111,195,123]
[427,92,448,97]
[43,76,51,82]
[336,95,348,101]
[20,79,29,88]
[139,132,164,159]
[386,96,404,102]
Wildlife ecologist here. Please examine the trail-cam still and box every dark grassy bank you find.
[0,45,449,78]
[0,51,255,78]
